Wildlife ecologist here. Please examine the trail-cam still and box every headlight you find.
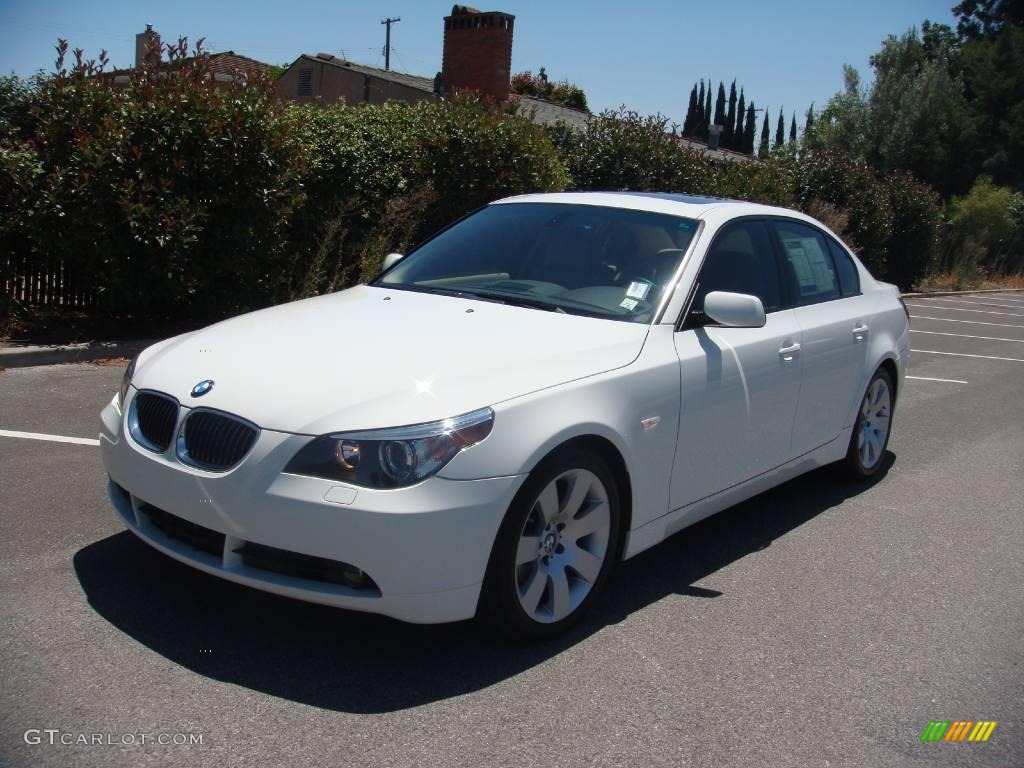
[118,356,138,408]
[284,407,494,489]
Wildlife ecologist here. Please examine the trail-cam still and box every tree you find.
[813,64,872,157]
[683,83,698,135]
[804,103,815,139]
[724,80,737,148]
[789,112,798,145]
[774,107,785,150]
[734,89,745,151]
[743,101,757,154]
[696,80,706,136]
[714,81,726,129]
[958,22,1024,190]
[953,0,1024,40]
[759,108,771,157]
[704,82,712,139]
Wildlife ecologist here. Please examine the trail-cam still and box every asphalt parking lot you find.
[1,292,1022,768]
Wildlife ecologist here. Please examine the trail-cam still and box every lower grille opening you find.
[235,541,380,594]
[140,504,226,558]
[111,479,130,501]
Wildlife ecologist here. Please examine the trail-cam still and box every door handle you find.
[778,342,801,361]
[853,323,869,342]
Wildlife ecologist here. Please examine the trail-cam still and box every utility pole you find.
[381,16,400,71]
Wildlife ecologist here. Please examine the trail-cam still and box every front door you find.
[670,220,803,511]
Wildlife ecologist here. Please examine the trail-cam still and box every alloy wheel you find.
[514,468,611,623]
[858,377,891,469]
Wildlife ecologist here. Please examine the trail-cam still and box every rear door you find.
[770,219,872,455]
[670,219,803,509]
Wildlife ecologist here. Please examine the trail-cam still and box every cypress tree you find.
[743,102,757,154]
[703,83,712,139]
[804,103,815,139]
[759,109,771,157]
[734,89,745,151]
[696,80,706,135]
[774,107,785,150]
[724,80,737,149]
[789,112,797,146]
[714,81,726,128]
[684,83,698,135]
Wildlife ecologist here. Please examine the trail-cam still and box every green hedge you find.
[1,54,950,329]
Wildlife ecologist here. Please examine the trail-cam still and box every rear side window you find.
[773,220,840,304]
[827,237,861,296]
[690,220,782,321]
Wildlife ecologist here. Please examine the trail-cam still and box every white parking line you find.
[906,375,968,384]
[910,315,1024,329]
[916,296,1024,310]
[911,349,1024,363]
[0,429,99,446]
[905,304,1024,317]
[910,329,1024,343]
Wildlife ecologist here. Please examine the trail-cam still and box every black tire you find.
[479,447,622,640]
[844,367,895,479]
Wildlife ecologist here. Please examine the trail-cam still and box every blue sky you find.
[0,0,956,128]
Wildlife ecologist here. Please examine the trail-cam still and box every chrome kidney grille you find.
[177,410,259,471]
[129,391,180,452]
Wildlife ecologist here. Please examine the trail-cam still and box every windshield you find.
[375,203,699,323]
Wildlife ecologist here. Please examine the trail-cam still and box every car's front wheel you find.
[480,448,622,639]
[844,367,895,478]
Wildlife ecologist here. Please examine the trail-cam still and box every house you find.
[275,5,592,131]
[102,24,271,87]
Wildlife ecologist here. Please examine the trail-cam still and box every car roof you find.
[492,191,797,221]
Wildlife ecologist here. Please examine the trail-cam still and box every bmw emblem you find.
[191,379,215,398]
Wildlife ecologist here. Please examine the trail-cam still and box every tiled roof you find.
[511,94,591,130]
[673,134,753,163]
[204,52,271,78]
[300,54,436,93]
[103,51,270,80]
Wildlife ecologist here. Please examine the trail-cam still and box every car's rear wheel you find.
[480,449,621,639]
[845,367,894,478]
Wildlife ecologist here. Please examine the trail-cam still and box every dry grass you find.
[916,271,1024,292]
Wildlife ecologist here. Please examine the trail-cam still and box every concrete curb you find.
[1,288,1022,369]
[0,339,159,369]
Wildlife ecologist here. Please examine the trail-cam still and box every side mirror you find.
[703,291,766,328]
[382,252,404,271]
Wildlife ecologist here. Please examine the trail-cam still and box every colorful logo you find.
[921,721,997,742]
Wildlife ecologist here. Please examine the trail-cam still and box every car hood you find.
[133,285,650,434]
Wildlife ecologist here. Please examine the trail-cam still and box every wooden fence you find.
[2,254,97,309]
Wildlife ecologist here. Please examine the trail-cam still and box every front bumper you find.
[99,393,524,624]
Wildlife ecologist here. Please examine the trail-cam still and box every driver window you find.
[688,220,782,325]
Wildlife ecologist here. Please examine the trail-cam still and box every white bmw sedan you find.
[100,192,909,638]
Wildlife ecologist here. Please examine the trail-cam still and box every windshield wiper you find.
[394,284,567,313]
[457,290,568,313]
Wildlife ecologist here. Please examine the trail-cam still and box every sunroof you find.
[611,192,733,205]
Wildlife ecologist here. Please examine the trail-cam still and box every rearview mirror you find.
[382,252,404,271]
[703,291,766,328]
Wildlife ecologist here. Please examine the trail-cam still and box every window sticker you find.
[626,281,651,300]
[619,297,639,311]
[782,237,834,294]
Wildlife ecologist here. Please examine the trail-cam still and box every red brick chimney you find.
[441,5,515,102]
